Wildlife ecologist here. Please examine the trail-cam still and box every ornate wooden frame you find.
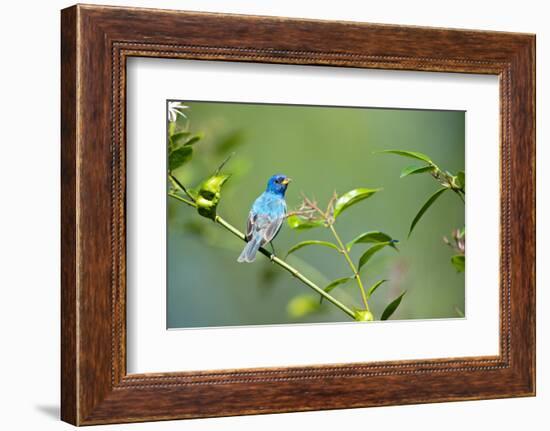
[61,4,535,425]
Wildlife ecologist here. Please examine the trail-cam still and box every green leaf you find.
[320,276,354,303]
[457,170,465,190]
[379,150,433,164]
[333,188,381,218]
[381,291,406,321]
[346,231,398,251]
[408,187,449,237]
[400,165,434,178]
[358,242,393,271]
[170,132,202,152]
[366,279,388,299]
[451,255,465,273]
[286,215,324,230]
[169,131,190,148]
[287,295,321,318]
[286,240,340,258]
[169,146,193,171]
[184,134,203,146]
[196,174,231,220]
[199,174,231,200]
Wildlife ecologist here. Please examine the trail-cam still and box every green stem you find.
[168,191,196,208]
[328,224,370,312]
[214,215,356,319]
[456,189,465,204]
[169,173,196,203]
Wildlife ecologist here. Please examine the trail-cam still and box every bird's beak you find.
[282,178,292,185]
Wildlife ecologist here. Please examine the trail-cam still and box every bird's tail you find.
[237,236,262,263]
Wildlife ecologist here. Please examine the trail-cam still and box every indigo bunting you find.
[237,174,291,263]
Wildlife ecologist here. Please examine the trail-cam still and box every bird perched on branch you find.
[238,174,291,263]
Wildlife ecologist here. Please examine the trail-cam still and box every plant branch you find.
[167,193,356,319]
[214,152,235,175]
[299,192,370,311]
[168,192,196,208]
[455,189,465,203]
[286,209,316,218]
[169,173,196,203]
[213,215,355,319]
[328,224,370,311]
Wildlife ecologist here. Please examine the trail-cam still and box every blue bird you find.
[238,174,291,263]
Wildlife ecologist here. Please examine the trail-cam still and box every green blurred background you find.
[167,101,465,329]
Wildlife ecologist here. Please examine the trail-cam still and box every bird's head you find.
[266,174,291,196]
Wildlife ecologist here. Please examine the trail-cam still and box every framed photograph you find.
[61,4,535,425]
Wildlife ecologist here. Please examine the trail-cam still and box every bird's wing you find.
[262,214,284,244]
[245,212,256,241]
